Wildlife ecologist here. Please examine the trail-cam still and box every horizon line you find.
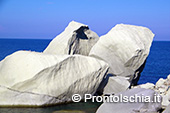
[0,37,169,41]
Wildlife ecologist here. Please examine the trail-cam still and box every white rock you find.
[156,78,166,88]
[167,87,170,95]
[89,24,154,84]
[161,87,170,107]
[133,75,170,108]
[161,94,170,108]
[163,104,170,113]
[97,76,130,95]
[0,85,59,106]
[43,21,99,56]
[134,83,155,89]
[167,74,170,80]
[0,51,109,106]
[166,74,170,85]
[0,51,69,87]
[155,78,169,95]
[96,88,162,113]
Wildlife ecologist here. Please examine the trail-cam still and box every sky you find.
[0,0,170,41]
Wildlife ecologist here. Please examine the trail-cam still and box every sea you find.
[0,39,170,113]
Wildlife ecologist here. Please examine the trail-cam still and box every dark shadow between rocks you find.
[95,73,116,96]
[68,26,90,55]
[131,59,147,86]
[75,26,89,40]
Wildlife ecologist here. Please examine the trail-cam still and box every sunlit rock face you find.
[43,21,99,56]
[89,24,154,85]
[0,51,109,106]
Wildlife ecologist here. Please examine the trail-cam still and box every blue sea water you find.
[139,41,170,84]
[0,39,170,113]
[0,39,52,60]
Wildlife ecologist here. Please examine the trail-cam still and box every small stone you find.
[156,78,166,88]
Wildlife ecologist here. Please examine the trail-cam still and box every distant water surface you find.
[138,41,170,84]
[0,39,170,113]
[0,39,51,59]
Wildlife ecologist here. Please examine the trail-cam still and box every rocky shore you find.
[96,75,170,113]
[0,21,169,113]
[134,74,170,110]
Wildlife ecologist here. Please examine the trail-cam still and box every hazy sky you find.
[0,0,170,40]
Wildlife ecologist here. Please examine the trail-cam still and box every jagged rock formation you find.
[134,74,170,108]
[44,21,99,56]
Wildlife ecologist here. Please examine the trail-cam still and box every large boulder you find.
[89,24,154,85]
[0,51,109,106]
[43,21,99,56]
[96,88,162,113]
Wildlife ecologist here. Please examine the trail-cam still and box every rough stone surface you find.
[155,75,170,107]
[0,51,109,106]
[134,83,155,90]
[0,51,68,87]
[96,88,162,113]
[0,85,58,106]
[89,24,154,85]
[134,74,170,108]
[44,21,99,56]
[97,76,130,95]
[156,78,166,89]
[163,104,170,113]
